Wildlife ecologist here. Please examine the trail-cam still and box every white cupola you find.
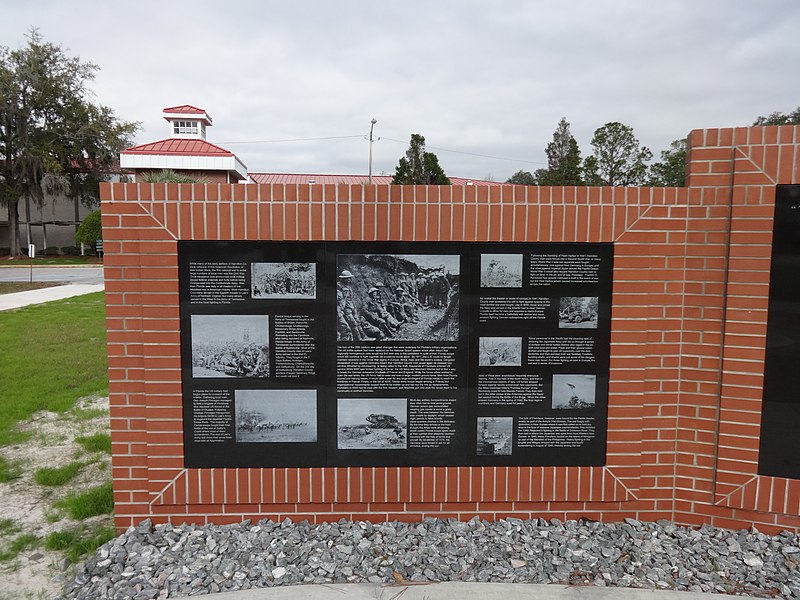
[161,105,213,140]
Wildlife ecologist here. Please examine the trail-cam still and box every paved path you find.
[204,582,749,600]
[0,266,104,285]
[0,284,105,311]
[0,266,105,311]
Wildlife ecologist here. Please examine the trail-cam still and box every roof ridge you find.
[122,138,234,156]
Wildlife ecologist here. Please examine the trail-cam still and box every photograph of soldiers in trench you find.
[335,254,459,342]
[337,398,408,450]
[191,314,270,378]
[478,337,522,367]
[251,262,317,299]
[480,253,523,288]
[234,389,317,443]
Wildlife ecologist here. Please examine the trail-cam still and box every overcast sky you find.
[2,0,798,181]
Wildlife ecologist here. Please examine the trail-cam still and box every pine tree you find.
[539,118,583,185]
[392,134,450,184]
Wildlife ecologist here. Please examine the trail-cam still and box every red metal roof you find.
[248,173,502,186]
[122,138,234,157]
[163,105,206,114]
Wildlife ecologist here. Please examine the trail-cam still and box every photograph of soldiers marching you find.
[336,254,459,342]
[234,389,317,443]
[251,262,317,299]
[191,315,270,378]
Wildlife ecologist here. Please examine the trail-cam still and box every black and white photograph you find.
[478,337,522,367]
[337,398,408,450]
[251,262,317,299]
[234,389,317,443]
[191,315,270,378]
[552,374,597,409]
[336,254,459,342]
[476,417,513,455]
[558,297,599,329]
[480,254,523,288]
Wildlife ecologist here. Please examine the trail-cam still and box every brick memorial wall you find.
[101,125,800,533]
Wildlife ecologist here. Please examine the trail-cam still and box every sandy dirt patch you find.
[0,395,112,599]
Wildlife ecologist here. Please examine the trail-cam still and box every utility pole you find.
[368,118,377,184]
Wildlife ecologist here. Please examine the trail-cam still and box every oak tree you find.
[0,30,137,255]
[583,122,652,186]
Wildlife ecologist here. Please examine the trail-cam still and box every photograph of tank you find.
[337,398,408,450]
[251,262,316,299]
[234,389,317,443]
[476,417,513,455]
[480,253,523,288]
[551,374,596,409]
[558,297,598,329]
[191,315,269,378]
[336,254,459,342]
[478,337,522,367]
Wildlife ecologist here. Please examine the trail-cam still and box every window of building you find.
[173,120,199,135]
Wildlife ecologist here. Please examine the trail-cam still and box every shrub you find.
[75,210,102,247]
[139,169,209,184]
[0,247,9,256]
[61,245,81,256]
[41,246,61,256]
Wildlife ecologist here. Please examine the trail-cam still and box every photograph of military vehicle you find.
[558,297,598,329]
[338,398,408,450]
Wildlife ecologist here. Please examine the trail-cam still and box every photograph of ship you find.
[234,389,317,443]
[480,254,523,288]
[476,417,513,455]
[558,297,598,329]
[337,398,408,450]
[552,374,596,409]
[191,315,269,378]
[252,262,316,299]
[336,254,459,342]
[478,337,522,367]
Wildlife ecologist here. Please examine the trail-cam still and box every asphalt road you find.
[0,266,104,285]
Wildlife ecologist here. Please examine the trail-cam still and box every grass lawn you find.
[0,282,61,295]
[0,292,108,446]
[0,256,102,266]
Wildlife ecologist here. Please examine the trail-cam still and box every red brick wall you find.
[101,125,800,533]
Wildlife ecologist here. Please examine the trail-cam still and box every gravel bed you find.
[58,516,800,599]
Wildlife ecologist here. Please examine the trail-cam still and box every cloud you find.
[2,0,799,180]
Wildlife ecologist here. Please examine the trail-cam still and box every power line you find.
[381,137,546,166]
[217,133,546,167]
[218,134,365,145]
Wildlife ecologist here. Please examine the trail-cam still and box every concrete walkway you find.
[0,283,104,311]
[204,582,750,600]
